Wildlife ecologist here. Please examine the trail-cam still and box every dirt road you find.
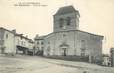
[0,55,114,73]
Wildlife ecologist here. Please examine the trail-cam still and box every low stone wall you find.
[44,55,89,62]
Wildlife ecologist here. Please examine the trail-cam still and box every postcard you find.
[0,0,114,73]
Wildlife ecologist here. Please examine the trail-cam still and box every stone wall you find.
[43,30,103,63]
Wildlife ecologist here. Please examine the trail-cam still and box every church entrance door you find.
[60,43,69,56]
[62,48,67,56]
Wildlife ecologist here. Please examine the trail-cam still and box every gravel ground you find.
[0,55,114,73]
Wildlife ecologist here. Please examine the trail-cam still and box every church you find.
[34,6,104,62]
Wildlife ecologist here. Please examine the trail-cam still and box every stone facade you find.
[53,6,80,32]
[102,54,111,66]
[110,48,114,67]
[15,34,34,55]
[34,35,45,55]
[34,6,104,62]
[0,28,15,54]
[43,30,103,62]
[0,27,34,55]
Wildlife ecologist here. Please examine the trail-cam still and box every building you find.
[15,33,34,55]
[110,48,114,67]
[102,54,111,66]
[34,34,45,55]
[34,6,104,63]
[0,27,34,55]
[0,28,16,55]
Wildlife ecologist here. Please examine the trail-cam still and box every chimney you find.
[26,35,28,38]
[34,34,39,40]
[12,29,16,34]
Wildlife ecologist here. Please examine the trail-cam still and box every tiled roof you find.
[54,5,80,16]
[45,29,104,38]
[34,35,46,40]
[0,27,32,41]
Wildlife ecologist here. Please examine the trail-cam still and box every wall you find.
[15,35,34,51]
[54,12,78,32]
[43,30,103,62]
[4,30,15,54]
[76,31,103,62]
[0,28,5,54]
[44,33,55,56]
[111,48,114,67]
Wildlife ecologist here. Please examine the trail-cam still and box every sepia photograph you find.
[0,0,114,73]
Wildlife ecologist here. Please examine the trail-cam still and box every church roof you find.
[34,35,46,40]
[54,5,80,16]
[45,29,104,39]
[0,27,32,41]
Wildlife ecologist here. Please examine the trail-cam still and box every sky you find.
[0,0,114,54]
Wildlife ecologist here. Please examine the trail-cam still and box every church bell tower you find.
[53,6,80,32]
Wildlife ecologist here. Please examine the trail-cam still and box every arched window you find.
[41,42,44,45]
[37,41,39,44]
[59,18,64,28]
[81,40,86,48]
[80,40,86,56]
[81,48,86,57]
[66,17,71,25]
[6,34,8,39]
